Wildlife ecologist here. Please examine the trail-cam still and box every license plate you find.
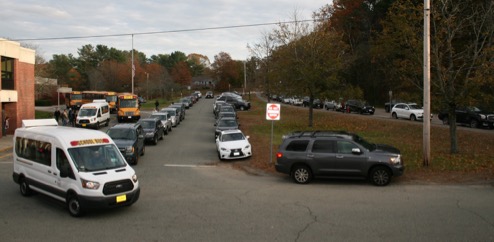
[127,116,132,118]
[233,152,240,156]
[82,124,86,127]
[116,194,127,203]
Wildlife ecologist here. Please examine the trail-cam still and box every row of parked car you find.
[105,93,200,165]
[213,92,252,161]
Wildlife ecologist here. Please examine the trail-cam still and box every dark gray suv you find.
[275,131,404,186]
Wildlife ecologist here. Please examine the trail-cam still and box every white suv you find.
[391,103,431,121]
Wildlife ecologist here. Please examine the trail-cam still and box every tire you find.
[67,194,84,217]
[105,119,109,127]
[369,166,391,186]
[392,112,398,119]
[141,146,145,156]
[159,130,164,140]
[442,117,449,125]
[291,165,313,184]
[470,120,478,128]
[410,114,417,121]
[19,177,32,196]
[134,151,139,165]
[152,135,158,145]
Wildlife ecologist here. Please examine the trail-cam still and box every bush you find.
[35,100,52,106]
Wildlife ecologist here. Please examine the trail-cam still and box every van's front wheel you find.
[67,194,84,217]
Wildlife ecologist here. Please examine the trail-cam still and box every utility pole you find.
[423,0,431,166]
[131,34,135,94]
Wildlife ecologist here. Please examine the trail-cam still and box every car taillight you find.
[276,152,283,158]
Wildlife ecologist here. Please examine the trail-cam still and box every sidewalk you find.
[0,135,13,153]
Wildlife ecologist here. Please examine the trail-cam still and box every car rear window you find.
[285,140,309,152]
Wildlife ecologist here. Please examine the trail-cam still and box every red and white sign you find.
[266,103,281,120]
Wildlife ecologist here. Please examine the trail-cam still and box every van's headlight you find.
[389,155,401,165]
[132,174,138,183]
[81,178,100,189]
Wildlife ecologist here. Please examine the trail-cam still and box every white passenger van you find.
[12,119,140,217]
[76,100,110,129]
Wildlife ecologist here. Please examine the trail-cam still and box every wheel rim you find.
[294,168,309,183]
[68,197,80,216]
[411,115,416,121]
[20,180,29,195]
[372,169,390,186]
[470,121,477,128]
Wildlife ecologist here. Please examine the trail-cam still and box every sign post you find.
[266,103,281,164]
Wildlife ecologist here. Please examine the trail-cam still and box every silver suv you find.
[275,131,404,186]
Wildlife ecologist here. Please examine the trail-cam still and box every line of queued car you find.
[213,92,252,161]
[105,92,201,165]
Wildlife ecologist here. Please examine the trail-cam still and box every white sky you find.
[1,0,330,62]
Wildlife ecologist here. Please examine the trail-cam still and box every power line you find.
[10,19,317,42]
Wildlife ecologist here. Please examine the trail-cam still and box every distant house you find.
[192,76,215,88]
[0,38,36,137]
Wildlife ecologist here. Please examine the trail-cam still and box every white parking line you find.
[164,164,215,168]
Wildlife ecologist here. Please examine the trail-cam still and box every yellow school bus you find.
[82,91,118,113]
[104,91,118,113]
[65,91,83,110]
[117,93,140,122]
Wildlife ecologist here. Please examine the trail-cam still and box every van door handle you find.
[336,155,344,159]
[307,154,314,158]
[48,170,52,174]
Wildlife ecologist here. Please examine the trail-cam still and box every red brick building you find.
[1,38,36,137]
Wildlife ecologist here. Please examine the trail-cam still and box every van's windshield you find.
[68,144,127,172]
[78,108,97,117]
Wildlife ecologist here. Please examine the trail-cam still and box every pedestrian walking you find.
[54,108,61,124]
[3,116,9,135]
[62,109,68,126]
[68,108,75,126]
[155,100,159,111]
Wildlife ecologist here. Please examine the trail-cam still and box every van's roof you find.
[16,121,112,147]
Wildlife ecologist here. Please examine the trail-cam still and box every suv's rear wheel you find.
[291,165,312,184]
[369,166,391,186]
[410,114,417,121]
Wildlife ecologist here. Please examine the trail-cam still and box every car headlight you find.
[132,174,138,183]
[220,147,228,151]
[125,146,134,153]
[389,155,401,165]
[480,114,486,120]
[81,178,100,189]
[245,145,251,149]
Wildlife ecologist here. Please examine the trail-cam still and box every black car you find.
[438,106,494,129]
[216,95,250,111]
[106,123,145,165]
[275,131,404,186]
[214,117,240,140]
[138,118,164,145]
[344,99,375,115]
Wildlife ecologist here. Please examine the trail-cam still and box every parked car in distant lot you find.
[344,99,375,115]
[391,103,432,121]
[106,123,145,165]
[159,108,180,127]
[138,118,164,145]
[438,106,494,129]
[205,91,214,99]
[275,130,404,186]
[324,100,343,111]
[216,129,252,160]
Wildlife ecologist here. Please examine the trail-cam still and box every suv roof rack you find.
[285,130,353,139]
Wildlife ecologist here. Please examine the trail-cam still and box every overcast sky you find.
[1,0,330,62]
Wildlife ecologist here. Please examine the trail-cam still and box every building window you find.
[1,56,15,90]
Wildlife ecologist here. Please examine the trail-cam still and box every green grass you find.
[239,96,494,179]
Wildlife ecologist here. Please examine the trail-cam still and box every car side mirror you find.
[352,148,362,155]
